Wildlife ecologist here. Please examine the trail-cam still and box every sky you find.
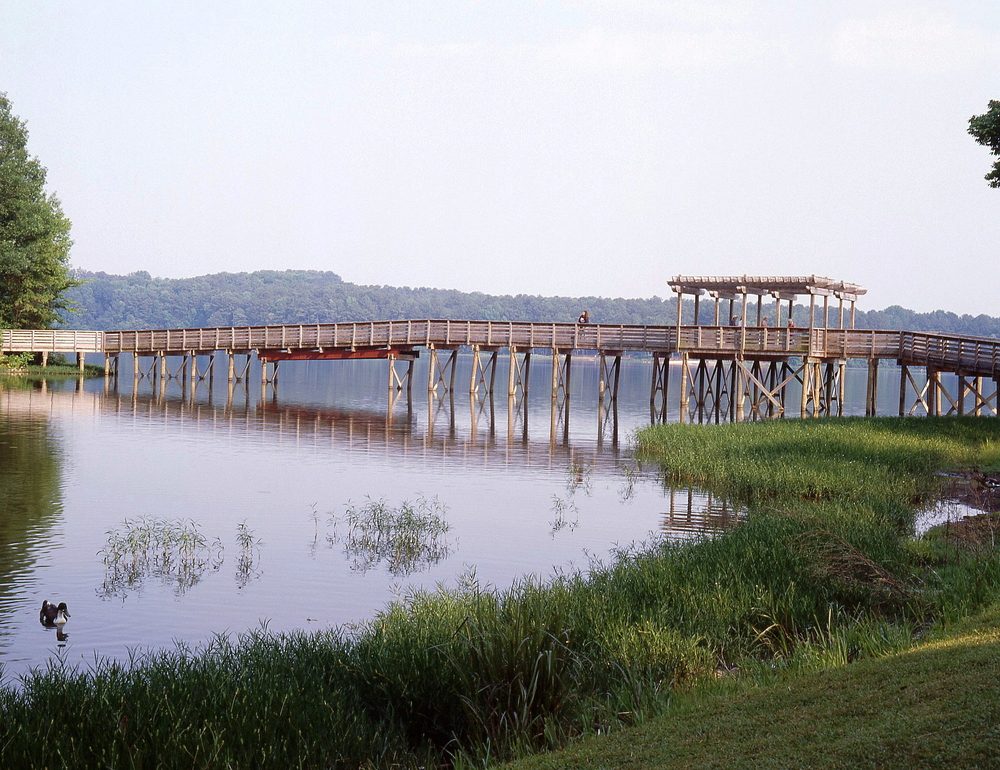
[1,1,998,314]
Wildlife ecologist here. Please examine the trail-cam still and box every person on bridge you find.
[578,310,590,324]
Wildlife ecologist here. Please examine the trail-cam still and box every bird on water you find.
[39,600,71,628]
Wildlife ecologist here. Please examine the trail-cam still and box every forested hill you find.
[62,269,1000,337]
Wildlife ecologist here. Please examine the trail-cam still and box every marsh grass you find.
[4,417,1000,768]
[327,496,451,576]
[635,416,1000,513]
[98,517,223,597]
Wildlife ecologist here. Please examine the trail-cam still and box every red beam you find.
[259,347,418,362]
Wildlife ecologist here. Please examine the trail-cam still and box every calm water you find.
[0,355,906,681]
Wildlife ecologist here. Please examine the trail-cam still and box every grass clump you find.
[99,517,223,597]
[328,496,451,576]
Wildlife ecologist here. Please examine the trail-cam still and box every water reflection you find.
[0,390,65,640]
[661,487,745,541]
[1,363,751,680]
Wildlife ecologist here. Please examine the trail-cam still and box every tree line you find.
[63,268,1000,338]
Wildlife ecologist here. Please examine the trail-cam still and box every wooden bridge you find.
[4,275,998,421]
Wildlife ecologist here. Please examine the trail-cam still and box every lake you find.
[0,355,909,681]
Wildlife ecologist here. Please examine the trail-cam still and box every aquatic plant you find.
[549,495,579,535]
[234,520,262,589]
[98,517,223,597]
[327,496,451,576]
[566,460,592,495]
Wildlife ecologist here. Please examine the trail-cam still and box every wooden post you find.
[800,361,810,418]
[77,352,85,372]
[693,294,700,325]
[866,359,879,416]
[678,353,689,423]
[227,351,235,383]
[734,361,745,422]
[470,345,480,394]
[133,353,140,380]
[550,349,559,402]
[41,351,48,368]
[823,295,829,328]
[898,364,907,416]
[850,300,856,329]
[675,290,683,341]
[755,294,762,326]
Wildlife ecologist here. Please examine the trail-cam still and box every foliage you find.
[969,99,1000,188]
[0,93,76,329]
[0,351,33,371]
[61,268,1000,338]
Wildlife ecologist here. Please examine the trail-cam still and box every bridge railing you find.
[900,332,1000,376]
[102,320,681,354]
[1,329,104,354]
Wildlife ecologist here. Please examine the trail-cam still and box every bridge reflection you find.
[3,382,744,543]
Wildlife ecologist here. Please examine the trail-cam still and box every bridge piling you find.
[649,352,670,423]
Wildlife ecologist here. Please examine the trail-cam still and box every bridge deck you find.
[4,321,1000,379]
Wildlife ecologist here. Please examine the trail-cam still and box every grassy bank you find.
[0,353,103,379]
[505,603,1000,770]
[1,418,998,768]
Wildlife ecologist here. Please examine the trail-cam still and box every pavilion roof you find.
[668,275,866,299]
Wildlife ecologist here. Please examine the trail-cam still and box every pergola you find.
[668,275,867,331]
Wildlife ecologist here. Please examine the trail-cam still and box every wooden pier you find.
[4,276,998,421]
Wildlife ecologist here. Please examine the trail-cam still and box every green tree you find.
[968,99,1000,188]
[0,92,76,328]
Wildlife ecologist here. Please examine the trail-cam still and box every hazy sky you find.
[2,1,998,314]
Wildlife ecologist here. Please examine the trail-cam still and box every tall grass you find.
[635,416,1000,513]
[2,417,999,768]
